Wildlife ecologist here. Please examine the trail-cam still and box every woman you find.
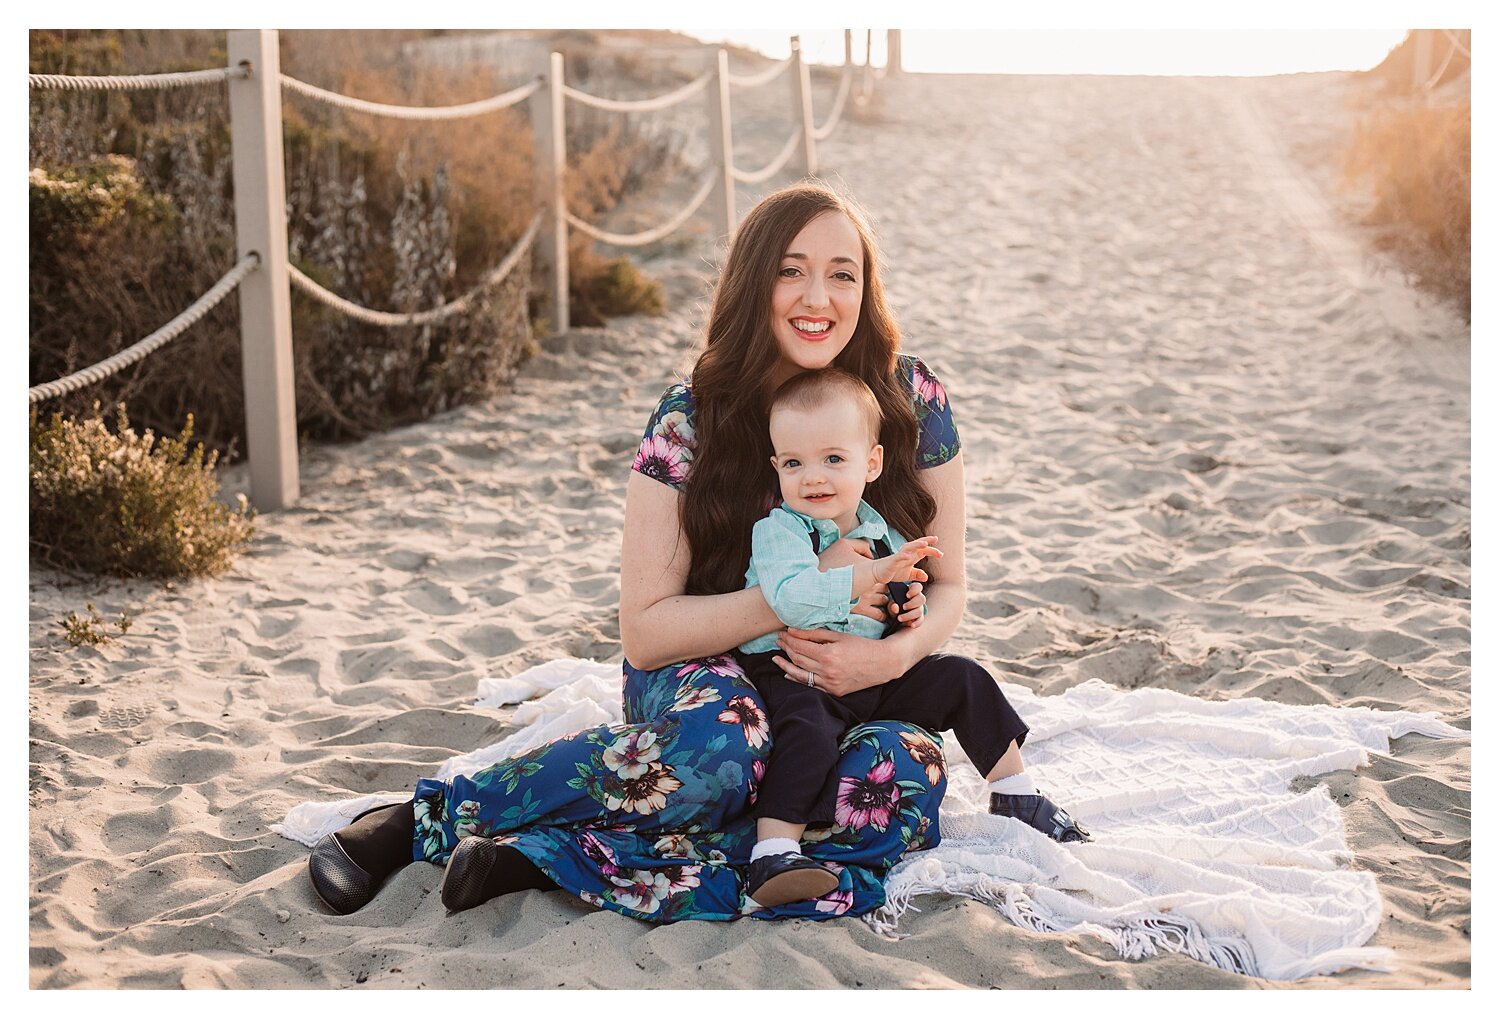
[309,182,986,922]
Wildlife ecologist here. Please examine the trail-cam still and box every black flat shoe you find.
[746,851,840,908]
[441,836,560,912]
[989,790,1092,843]
[307,802,407,914]
[441,835,501,912]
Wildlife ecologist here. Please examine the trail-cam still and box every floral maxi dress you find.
[412,354,962,922]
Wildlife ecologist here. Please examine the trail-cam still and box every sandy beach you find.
[27,68,1469,989]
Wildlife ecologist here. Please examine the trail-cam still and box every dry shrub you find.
[279,30,677,333]
[30,405,254,579]
[1343,99,1470,319]
[28,144,250,452]
[29,29,677,457]
[59,603,134,647]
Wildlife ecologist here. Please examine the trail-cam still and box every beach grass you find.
[1342,98,1470,320]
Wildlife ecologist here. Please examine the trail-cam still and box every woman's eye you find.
[779,266,802,278]
[834,271,857,282]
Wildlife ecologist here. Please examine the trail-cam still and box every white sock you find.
[750,837,802,862]
[986,771,1038,797]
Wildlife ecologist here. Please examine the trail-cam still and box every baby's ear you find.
[866,444,884,482]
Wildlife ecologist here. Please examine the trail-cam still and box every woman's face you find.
[768,211,865,389]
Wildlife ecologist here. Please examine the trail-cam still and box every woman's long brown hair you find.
[683,181,937,596]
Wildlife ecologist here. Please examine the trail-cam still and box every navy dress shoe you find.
[746,851,840,907]
[989,790,1092,843]
[307,802,407,914]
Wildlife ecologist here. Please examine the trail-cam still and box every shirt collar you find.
[783,499,890,543]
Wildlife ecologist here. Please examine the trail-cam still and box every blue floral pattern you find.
[414,658,945,922]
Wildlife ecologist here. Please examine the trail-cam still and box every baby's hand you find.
[890,580,926,627]
[874,536,942,585]
[851,585,889,623]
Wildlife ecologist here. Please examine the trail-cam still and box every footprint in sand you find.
[98,701,154,730]
[144,746,237,787]
[100,804,181,854]
[65,699,99,719]
[400,580,470,616]
[254,613,300,639]
[381,549,430,572]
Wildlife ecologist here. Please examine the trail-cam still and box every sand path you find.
[29,70,1469,988]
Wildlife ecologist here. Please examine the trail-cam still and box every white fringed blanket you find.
[273,659,1464,981]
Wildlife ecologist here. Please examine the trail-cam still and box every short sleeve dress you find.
[412,354,959,923]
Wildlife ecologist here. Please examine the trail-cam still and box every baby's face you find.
[768,400,883,525]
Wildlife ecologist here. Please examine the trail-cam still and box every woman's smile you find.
[789,316,834,342]
[770,211,864,386]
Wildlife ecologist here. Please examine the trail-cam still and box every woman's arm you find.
[880,453,968,655]
[772,453,968,694]
[618,471,785,671]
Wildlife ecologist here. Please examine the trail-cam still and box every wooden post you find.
[703,48,735,243]
[530,50,569,335]
[862,29,874,103]
[1410,29,1436,93]
[844,29,853,70]
[226,29,298,511]
[887,29,903,76]
[790,35,817,176]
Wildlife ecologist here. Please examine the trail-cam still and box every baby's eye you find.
[826,455,845,464]
[781,458,801,469]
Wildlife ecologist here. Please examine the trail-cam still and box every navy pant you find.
[739,651,1029,827]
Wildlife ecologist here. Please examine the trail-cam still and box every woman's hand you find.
[772,628,909,697]
[816,537,875,571]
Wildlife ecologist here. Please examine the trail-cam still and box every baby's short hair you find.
[769,368,882,445]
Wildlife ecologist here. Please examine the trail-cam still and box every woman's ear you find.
[866,444,884,483]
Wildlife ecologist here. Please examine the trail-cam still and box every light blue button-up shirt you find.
[740,500,907,654]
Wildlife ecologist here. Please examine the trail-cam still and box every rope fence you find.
[28,254,259,405]
[812,69,854,141]
[280,72,543,119]
[732,128,803,185]
[28,64,251,92]
[289,212,542,325]
[27,29,899,509]
[561,71,711,112]
[727,56,793,88]
[1411,28,1472,94]
[1421,29,1471,92]
[566,173,717,247]
[1422,40,1459,92]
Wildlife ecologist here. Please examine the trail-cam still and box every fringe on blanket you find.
[864,873,1396,979]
